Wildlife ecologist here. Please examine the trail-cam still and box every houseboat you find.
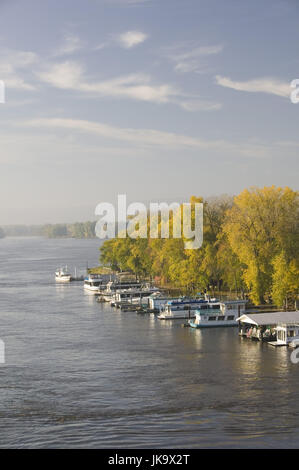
[111,287,161,307]
[100,280,144,302]
[157,297,216,320]
[189,300,247,328]
[148,295,176,311]
[237,311,299,345]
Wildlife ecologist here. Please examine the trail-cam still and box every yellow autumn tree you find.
[223,186,299,305]
[271,252,299,307]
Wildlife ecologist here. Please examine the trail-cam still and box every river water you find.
[0,237,298,448]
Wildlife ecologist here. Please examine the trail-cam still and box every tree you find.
[223,186,299,304]
[272,253,299,308]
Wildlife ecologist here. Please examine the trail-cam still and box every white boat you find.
[101,280,143,302]
[112,288,161,306]
[55,267,71,283]
[157,297,212,320]
[148,294,178,311]
[189,300,247,328]
[84,274,105,293]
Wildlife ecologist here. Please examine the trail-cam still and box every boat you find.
[111,287,161,307]
[100,280,143,302]
[237,311,299,344]
[148,294,178,311]
[55,267,71,283]
[84,274,105,293]
[157,296,212,320]
[189,300,247,328]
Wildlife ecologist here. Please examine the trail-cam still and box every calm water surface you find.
[0,237,299,448]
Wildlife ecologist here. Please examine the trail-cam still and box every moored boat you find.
[100,280,144,302]
[157,297,211,320]
[111,287,161,307]
[84,274,105,293]
[55,267,71,283]
[189,300,247,328]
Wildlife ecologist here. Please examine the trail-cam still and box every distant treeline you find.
[43,221,96,238]
[99,186,299,308]
[1,221,97,239]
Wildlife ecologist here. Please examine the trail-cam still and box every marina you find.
[52,262,299,347]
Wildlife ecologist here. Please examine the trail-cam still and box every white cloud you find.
[0,48,37,90]
[37,61,83,90]
[53,34,84,57]
[215,75,290,98]
[118,30,148,48]
[179,100,222,112]
[164,43,223,74]
[37,61,177,103]
[36,60,220,111]
[19,117,270,158]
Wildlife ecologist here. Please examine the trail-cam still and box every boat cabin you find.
[237,311,299,345]
[189,300,247,328]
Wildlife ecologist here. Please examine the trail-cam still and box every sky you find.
[0,0,298,224]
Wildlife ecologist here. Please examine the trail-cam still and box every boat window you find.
[210,304,220,310]
[217,316,225,321]
[209,316,216,321]
[227,315,235,320]
[183,305,190,310]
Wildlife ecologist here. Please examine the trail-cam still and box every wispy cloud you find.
[117,30,148,48]
[95,30,148,51]
[36,61,178,103]
[18,117,271,158]
[53,33,84,57]
[179,100,222,112]
[163,42,224,74]
[36,60,220,111]
[215,75,290,98]
[0,48,37,90]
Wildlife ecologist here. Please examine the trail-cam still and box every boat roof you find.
[167,299,219,305]
[237,311,299,326]
[118,288,156,294]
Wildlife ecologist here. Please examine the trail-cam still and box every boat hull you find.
[158,312,196,320]
[189,320,238,328]
[55,276,71,283]
[84,286,101,293]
